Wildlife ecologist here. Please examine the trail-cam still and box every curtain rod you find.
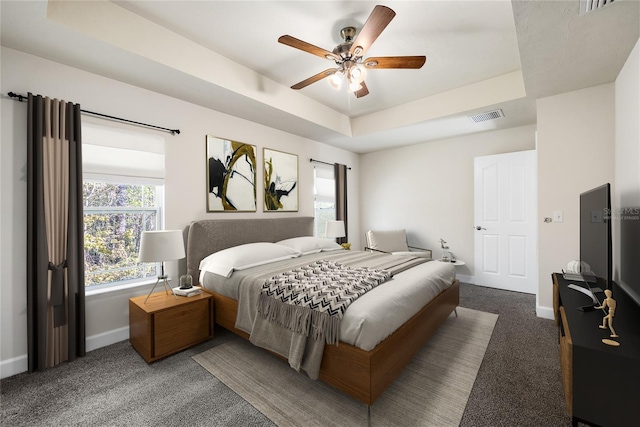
[309,158,351,170]
[7,92,180,136]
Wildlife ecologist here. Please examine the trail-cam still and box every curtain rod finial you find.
[8,92,27,102]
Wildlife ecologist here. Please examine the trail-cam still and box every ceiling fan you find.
[278,5,426,98]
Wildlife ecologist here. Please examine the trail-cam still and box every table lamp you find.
[325,220,345,240]
[139,230,185,303]
[326,220,350,249]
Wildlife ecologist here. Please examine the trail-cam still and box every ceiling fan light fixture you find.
[348,81,363,92]
[328,73,342,90]
[349,64,367,83]
[344,61,366,85]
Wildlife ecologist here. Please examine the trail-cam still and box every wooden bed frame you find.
[186,217,460,406]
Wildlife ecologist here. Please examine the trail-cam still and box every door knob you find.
[475,226,486,231]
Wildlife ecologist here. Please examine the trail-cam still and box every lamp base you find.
[144,275,177,303]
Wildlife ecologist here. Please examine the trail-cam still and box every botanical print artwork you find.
[263,148,298,212]
[207,136,257,212]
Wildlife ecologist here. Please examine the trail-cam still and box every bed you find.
[186,217,459,406]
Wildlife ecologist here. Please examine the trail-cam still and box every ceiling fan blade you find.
[278,35,340,61]
[354,81,369,98]
[291,69,339,90]
[349,5,396,58]
[363,56,426,69]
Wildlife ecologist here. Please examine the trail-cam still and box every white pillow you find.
[277,236,343,254]
[199,242,301,278]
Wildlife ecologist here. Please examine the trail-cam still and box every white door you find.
[474,150,537,294]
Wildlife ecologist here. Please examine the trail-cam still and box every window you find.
[313,164,335,237]
[83,177,163,288]
[81,123,165,290]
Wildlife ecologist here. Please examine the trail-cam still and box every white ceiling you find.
[2,1,638,153]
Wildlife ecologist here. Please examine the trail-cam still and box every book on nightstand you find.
[172,286,202,297]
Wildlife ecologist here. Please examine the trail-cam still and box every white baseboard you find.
[86,326,129,352]
[0,354,28,380]
[536,305,555,320]
[456,274,474,284]
[1,326,130,379]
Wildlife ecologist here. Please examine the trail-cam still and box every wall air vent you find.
[580,0,615,16]
[468,109,504,124]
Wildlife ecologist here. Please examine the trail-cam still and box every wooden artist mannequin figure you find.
[595,289,618,338]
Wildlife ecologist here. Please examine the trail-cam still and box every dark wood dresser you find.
[553,273,640,427]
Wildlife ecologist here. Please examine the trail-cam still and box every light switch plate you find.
[553,211,564,222]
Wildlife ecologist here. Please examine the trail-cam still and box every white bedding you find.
[201,252,456,351]
[340,259,455,350]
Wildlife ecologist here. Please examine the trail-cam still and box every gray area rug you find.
[193,307,498,427]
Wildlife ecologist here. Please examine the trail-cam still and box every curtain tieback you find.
[48,261,67,327]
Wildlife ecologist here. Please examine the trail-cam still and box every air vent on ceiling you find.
[580,0,615,16]
[468,109,504,124]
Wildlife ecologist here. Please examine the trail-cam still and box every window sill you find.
[85,278,158,297]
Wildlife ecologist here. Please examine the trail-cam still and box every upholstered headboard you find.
[186,217,315,280]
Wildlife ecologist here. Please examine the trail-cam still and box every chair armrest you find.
[408,246,432,258]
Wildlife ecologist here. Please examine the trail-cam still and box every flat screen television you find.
[617,201,640,308]
[579,183,612,289]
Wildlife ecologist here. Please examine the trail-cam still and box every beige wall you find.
[536,84,616,316]
[359,125,537,283]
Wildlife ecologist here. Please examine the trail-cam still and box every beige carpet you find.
[193,307,498,427]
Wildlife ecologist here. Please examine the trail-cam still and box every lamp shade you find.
[325,220,346,239]
[328,72,342,90]
[138,230,185,262]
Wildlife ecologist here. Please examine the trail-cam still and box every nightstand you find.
[129,290,214,363]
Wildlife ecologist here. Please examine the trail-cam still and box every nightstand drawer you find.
[155,299,211,357]
[129,291,214,363]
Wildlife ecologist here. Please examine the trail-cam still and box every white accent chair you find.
[364,229,432,259]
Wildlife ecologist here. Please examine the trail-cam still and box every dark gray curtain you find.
[27,93,85,372]
[334,163,348,244]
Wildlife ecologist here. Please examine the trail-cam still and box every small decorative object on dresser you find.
[594,288,619,345]
[179,274,193,289]
[129,290,213,363]
[439,238,450,262]
[172,285,202,297]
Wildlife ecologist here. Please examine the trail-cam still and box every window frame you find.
[83,173,165,295]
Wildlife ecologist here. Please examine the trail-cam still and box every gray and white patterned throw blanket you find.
[257,260,392,346]
[231,250,428,379]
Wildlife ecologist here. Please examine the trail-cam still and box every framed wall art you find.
[206,135,257,212]
[263,148,298,212]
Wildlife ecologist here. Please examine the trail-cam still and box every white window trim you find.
[85,278,157,297]
[84,172,164,187]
